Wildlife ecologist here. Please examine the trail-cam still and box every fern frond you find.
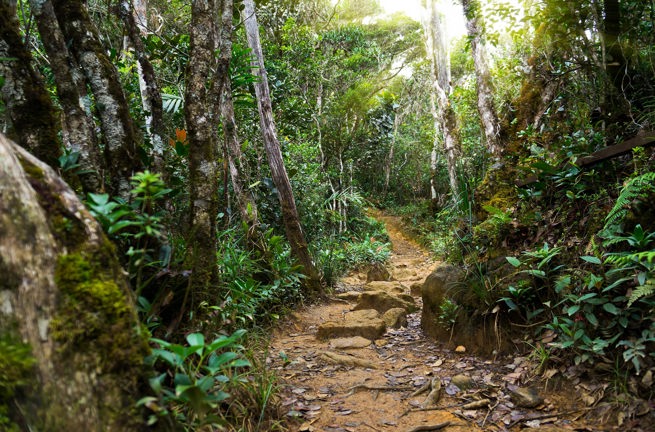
[604,172,655,230]
[627,279,655,307]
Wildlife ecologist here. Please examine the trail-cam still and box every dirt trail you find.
[268,215,601,432]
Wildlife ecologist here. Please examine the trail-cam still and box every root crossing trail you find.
[268,215,601,432]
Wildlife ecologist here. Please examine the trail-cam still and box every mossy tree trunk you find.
[242,0,323,295]
[0,133,153,431]
[0,1,61,169]
[51,0,143,199]
[28,0,104,192]
[183,0,225,310]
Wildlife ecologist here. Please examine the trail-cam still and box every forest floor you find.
[267,214,648,432]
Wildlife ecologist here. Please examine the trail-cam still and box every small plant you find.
[438,298,460,331]
[140,330,251,428]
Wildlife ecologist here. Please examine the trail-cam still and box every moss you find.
[51,250,149,373]
[17,155,88,251]
[0,331,36,431]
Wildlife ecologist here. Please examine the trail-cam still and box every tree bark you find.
[461,0,501,158]
[0,133,151,431]
[51,0,143,199]
[242,0,323,294]
[183,0,223,308]
[0,1,61,169]
[118,0,167,173]
[28,0,103,192]
[424,0,460,201]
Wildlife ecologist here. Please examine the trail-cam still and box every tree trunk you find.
[242,0,323,294]
[424,0,460,200]
[183,0,223,309]
[51,0,143,199]
[461,0,501,158]
[0,1,61,169]
[28,0,103,192]
[0,133,152,431]
[118,0,167,173]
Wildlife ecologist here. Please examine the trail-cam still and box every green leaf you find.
[186,333,205,348]
[585,312,599,327]
[602,303,620,315]
[581,255,601,264]
[566,304,580,316]
[506,257,521,267]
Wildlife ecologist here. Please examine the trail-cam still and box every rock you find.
[321,351,377,369]
[421,263,463,338]
[510,387,543,408]
[382,308,407,328]
[316,309,386,340]
[393,267,418,280]
[335,291,361,301]
[364,280,405,294]
[329,336,372,349]
[410,282,422,296]
[366,263,390,282]
[450,374,474,390]
[352,290,417,314]
[455,345,466,353]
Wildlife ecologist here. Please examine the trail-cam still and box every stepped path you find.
[268,215,607,432]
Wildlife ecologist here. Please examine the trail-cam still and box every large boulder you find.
[316,309,386,340]
[353,290,416,314]
[421,263,463,338]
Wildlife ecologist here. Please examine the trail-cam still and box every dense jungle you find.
[1,0,654,430]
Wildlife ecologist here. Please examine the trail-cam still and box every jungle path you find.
[268,214,605,432]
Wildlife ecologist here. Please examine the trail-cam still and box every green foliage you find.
[603,172,655,231]
[141,330,251,428]
[0,334,35,400]
[210,227,305,327]
[438,298,460,331]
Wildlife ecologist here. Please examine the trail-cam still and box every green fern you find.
[627,279,655,307]
[604,172,655,230]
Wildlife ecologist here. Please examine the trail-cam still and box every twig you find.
[507,407,594,429]
[346,384,413,395]
[406,421,452,432]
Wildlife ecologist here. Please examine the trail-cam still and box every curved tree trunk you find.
[461,0,501,158]
[242,0,323,294]
[118,0,167,173]
[0,133,151,431]
[0,1,61,169]
[28,0,103,192]
[51,0,143,199]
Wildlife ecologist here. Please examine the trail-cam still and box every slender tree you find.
[217,0,260,235]
[423,0,460,201]
[242,0,323,294]
[0,1,61,169]
[461,0,501,157]
[118,0,167,173]
[28,0,103,192]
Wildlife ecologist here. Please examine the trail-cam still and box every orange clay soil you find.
[267,214,626,432]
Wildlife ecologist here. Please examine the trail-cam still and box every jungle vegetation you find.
[0,0,654,429]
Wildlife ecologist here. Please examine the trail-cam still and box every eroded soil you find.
[267,215,648,432]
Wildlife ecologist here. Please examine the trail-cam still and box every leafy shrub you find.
[141,330,251,428]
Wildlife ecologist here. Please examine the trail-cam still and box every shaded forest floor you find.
[266,214,649,431]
